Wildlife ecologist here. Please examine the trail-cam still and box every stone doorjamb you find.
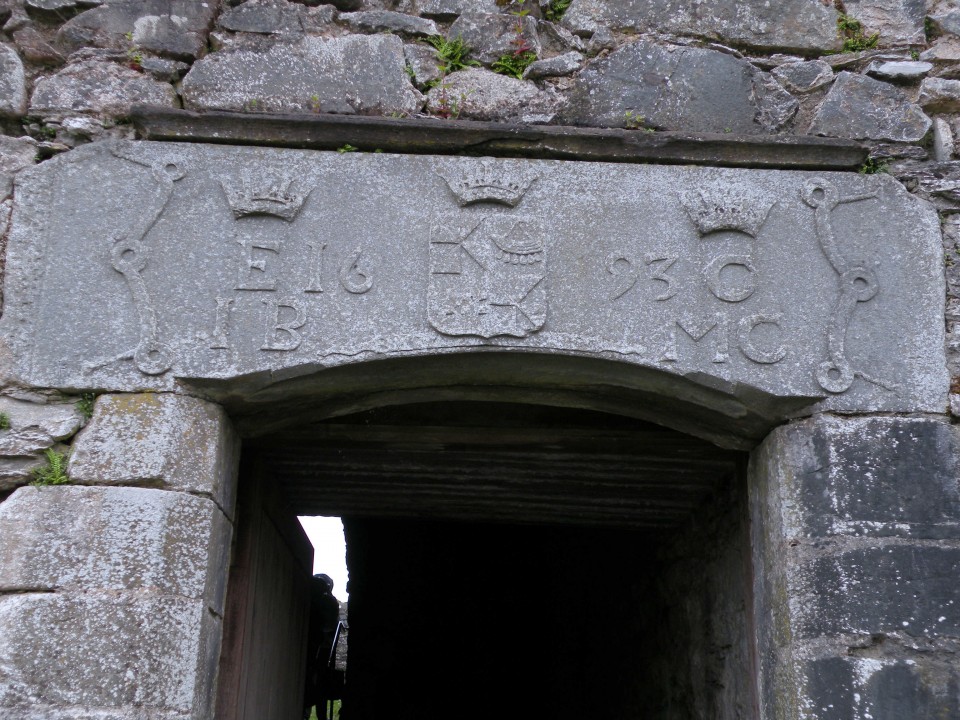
[0,392,238,719]
[2,390,958,718]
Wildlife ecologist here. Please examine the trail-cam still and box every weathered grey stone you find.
[68,394,240,516]
[313,0,357,9]
[537,18,585,54]
[0,485,231,612]
[448,12,541,65]
[753,72,800,130]
[920,76,960,113]
[30,60,177,119]
[921,36,960,62]
[562,0,842,53]
[0,43,26,118]
[771,59,834,93]
[424,67,560,122]
[0,455,46,491]
[934,117,955,162]
[895,158,960,211]
[0,593,221,717]
[0,142,947,447]
[0,136,37,199]
[340,10,439,36]
[522,50,583,79]
[756,416,960,540]
[420,0,498,18]
[805,656,960,720]
[560,40,797,133]
[842,0,925,45]
[24,0,102,13]
[801,545,960,637]
[0,397,82,458]
[404,42,442,87]
[218,0,305,34]
[181,34,423,116]
[866,59,932,82]
[139,55,189,81]
[12,27,65,65]
[57,0,218,61]
[299,3,336,29]
[809,71,931,142]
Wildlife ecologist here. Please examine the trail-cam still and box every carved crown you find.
[681,186,775,238]
[437,158,538,208]
[221,177,311,221]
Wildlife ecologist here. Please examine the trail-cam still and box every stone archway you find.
[0,126,956,719]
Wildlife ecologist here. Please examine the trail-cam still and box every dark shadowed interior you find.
[224,401,756,720]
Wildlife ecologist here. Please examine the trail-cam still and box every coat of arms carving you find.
[430,159,545,338]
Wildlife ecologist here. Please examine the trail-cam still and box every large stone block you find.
[0,43,26,118]
[559,40,797,133]
[68,394,240,517]
[0,396,83,457]
[804,655,960,720]
[57,0,219,61]
[796,545,960,638]
[809,72,931,142]
[756,415,960,539]
[0,142,946,447]
[30,60,178,119]
[562,0,842,54]
[0,485,231,613]
[181,34,423,116]
[0,593,221,717]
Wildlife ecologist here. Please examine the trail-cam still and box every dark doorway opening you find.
[220,402,755,720]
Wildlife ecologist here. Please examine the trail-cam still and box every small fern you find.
[426,34,479,76]
[30,448,69,486]
[544,0,572,22]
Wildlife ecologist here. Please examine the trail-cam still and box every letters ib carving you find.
[430,159,545,338]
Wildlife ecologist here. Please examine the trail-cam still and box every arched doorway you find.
[218,399,754,720]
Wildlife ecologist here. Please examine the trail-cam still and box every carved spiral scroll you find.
[110,147,185,375]
[801,179,878,393]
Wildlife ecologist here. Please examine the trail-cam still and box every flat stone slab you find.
[0,485,231,611]
[562,0,842,54]
[0,593,220,716]
[0,141,946,446]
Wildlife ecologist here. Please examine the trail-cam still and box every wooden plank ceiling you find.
[247,402,743,529]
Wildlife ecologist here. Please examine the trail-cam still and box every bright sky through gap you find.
[298,516,350,600]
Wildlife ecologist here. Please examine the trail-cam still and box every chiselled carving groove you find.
[107,146,185,375]
[430,159,546,339]
[802,179,879,393]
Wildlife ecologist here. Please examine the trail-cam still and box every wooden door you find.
[217,457,315,720]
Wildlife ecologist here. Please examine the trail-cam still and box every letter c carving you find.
[738,314,786,364]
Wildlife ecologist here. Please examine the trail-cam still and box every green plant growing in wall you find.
[492,13,538,79]
[337,144,358,153]
[0,413,10,430]
[858,157,889,174]
[623,110,654,131]
[837,15,879,52]
[77,392,96,420]
[544,0,572,22]
[124,31,144,71]
[30,448,69,486]
[425,34,479,77]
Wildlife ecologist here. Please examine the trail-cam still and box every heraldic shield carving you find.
[430,159,545,339]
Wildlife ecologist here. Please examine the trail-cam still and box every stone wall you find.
[0,0,956,377]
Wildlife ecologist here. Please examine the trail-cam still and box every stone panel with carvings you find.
[0,141,946,423]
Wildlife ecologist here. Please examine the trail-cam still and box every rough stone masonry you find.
[0,0,956,718]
